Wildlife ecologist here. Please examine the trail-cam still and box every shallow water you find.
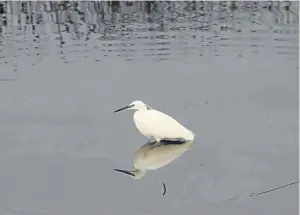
[0,1,299,215]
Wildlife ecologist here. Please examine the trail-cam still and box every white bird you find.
[114,100,195,142]
[114,140,194,179]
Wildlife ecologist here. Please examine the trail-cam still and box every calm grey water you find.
[0,1,299,215]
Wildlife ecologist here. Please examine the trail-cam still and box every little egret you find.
[114,139,194,179]
[114,100,195,141]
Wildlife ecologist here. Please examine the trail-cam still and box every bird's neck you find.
[136,106,148,112]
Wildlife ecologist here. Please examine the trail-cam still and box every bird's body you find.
[133,109,195,141]
[114,100,195,141]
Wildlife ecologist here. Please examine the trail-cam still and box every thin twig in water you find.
[162,183,167,196]
[252,181,299,197]
[229,180,299,201]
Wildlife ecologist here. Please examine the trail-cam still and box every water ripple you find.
[0,1,298,65]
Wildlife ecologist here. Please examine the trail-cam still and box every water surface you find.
[0,1,299,215]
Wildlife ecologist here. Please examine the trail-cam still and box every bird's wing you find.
[146,110,180,125]
[145,110,189,139]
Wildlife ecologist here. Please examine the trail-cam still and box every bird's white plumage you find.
[134,109,195,141]
[115,100,195,141]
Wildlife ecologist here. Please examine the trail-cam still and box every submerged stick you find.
[162,183,167,196]
[230,180,300,201]
[251,180,300,197]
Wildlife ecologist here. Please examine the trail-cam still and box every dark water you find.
[0,1,299,215]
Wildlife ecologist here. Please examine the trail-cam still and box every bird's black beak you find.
[114,168,135,177]
[114,104,134,113]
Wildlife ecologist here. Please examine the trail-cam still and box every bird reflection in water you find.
[114,139,194,195]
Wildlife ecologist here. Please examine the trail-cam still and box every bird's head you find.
[114,100,148,113]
